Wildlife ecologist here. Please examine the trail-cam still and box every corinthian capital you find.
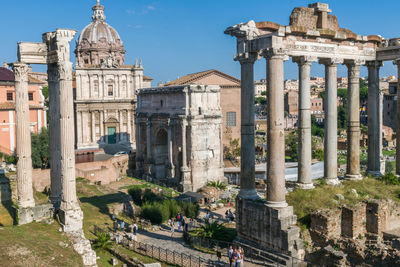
[292,56,317,66]
[319,57,343,66]
[57,61,73,81]
[235,52,258,64]
[11,62,29,82]
[262,48,288,60]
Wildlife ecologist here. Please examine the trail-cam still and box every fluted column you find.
[47,63,62,208]
[146,118,152,161]
[293,56,316,189]
[366,61,383,175]
[167,118,175,179]
[12,62,35,209]
[237,53,258,199]
[345,60,363,180]
[265,49,287,207]
[320,58,342,185]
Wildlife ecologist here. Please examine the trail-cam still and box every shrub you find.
[313,149,324,161]
[141,202,169,224]
[195,219,237,242]
[380,173,400,185]
[142,189,162,203]
[93,232,112,250]
[207,181,227,190]
[164,199,181,219]
[128,186,143,206]
[5,154,17,164]
[182,201,199,218]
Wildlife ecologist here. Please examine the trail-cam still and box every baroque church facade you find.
[74,1,151,152]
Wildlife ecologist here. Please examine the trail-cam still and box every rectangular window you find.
[108,85,113,96]
[6,92,13,101]
[28,93,33,101]
[226,112,236,127]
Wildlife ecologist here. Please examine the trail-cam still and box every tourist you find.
[120,220,125,231]
[178,219,182,232]
[206,210,210,221]
[238,246,244,267]
[225,210,229,221]
[133,223,138,235]
[170,219,175,237]
[113,220,118,232]
[227,199,230,206]
[228,245,234,267]
[234,247,242,267]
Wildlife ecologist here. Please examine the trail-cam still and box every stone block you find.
[310,208,341,246]
[341,203,366,239]
[32,204,54,222]
[59,208,83,233]
[18,207,34,225]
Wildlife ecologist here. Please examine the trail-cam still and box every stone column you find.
[167,119,175,179]
[12,62,35,213]
[146,118,153,177]
[180,118,191,191]
[48,63,62,208]
[237,53,258,200]
[394,60,400,176]
[345,60,363,180]
[265,49,287,207]
[367,61,383,176]
[91,111,96,144]
[320,58,342,185]
[127,110,132,144]
[100,111,104,143]
[293,56,316,189]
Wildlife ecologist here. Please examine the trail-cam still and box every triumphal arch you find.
[226,2,400,261]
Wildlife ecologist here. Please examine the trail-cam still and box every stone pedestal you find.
[180,167,192,192]
[235,197,304,260]
[17,207,34,225]
[59,208,84,233]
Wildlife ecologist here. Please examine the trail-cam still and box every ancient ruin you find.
[135,85,224,191]
[225,1,400,260]
[12,29,97,266]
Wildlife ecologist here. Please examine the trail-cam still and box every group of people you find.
[112,214,138,236]
[228,246,245,267]
[169,213,186,236]
[225,209,235,222]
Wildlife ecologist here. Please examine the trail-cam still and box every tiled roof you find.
[28,75,45,84]
[163,69,240,87]
[0,102,44,110]
[0,67,14,82]
[143,75,153,81]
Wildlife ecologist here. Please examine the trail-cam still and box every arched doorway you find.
[154,129,168,180]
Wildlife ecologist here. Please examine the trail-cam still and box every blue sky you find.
[1,0,399,84]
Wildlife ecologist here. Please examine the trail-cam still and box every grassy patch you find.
[120,177,180,197]
[287,177,400,228]
[383,150,395,157]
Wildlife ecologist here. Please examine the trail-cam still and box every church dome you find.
[75,0,126,67]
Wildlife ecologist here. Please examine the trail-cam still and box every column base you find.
[17,207,34,225]
[266,200,288,208]
[344,173,363,180]
[295,182,315,190]
[367,170,383,177]
[59,208,83,233]
[325,177,341,185]
[238,188,260,200]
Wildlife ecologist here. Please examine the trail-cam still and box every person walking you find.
[113,220,118,232]
[120,220,125,231]
[170,218,175,237]
[228,245,234,267]
[239,246,244,267]
[133,223,138,235]
[234,248,242,267]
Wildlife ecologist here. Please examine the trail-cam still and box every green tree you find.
[261,90,266,96]
[224,138,240,160]
[338,105,347,129]
[360,85,368,101]
[41,86,49,100]
[255,96,266,105]
[313,149,324,161]
[311,115,324,137]
[285,131,298,162]
[31,128,50,168]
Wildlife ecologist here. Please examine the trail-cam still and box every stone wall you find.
[32,154,129,191]
[311,199,400,245]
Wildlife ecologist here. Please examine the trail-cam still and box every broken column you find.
[293,56,316,189]
[12,62,35,224]
[345,60,363,180]
[320,58,342,185]
[366,61,383,176]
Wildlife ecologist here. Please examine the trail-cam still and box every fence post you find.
[198,255,201,267]
[190,255,192,267]
[152,244,154,258]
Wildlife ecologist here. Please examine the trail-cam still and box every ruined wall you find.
[310,208,341,245]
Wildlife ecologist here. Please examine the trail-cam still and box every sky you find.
[1,0,400,84]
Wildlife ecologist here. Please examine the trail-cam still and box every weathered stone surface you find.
[366,200,388,236]
[17,207,34,225]
[341,203,366,239]
[310,208,341,246]
[32,204,54,222]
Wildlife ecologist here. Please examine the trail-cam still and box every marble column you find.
[146,118,153,177]
[12,62,35,209]
[345,60,363,180]
[167,119,175,179]
[48,63,62,208]
[265,50,287,207]
[293,56,316,189]
[238,53,258,200]
[320,58,342,185]
[366,61,383,176]
[180,118,191,191]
